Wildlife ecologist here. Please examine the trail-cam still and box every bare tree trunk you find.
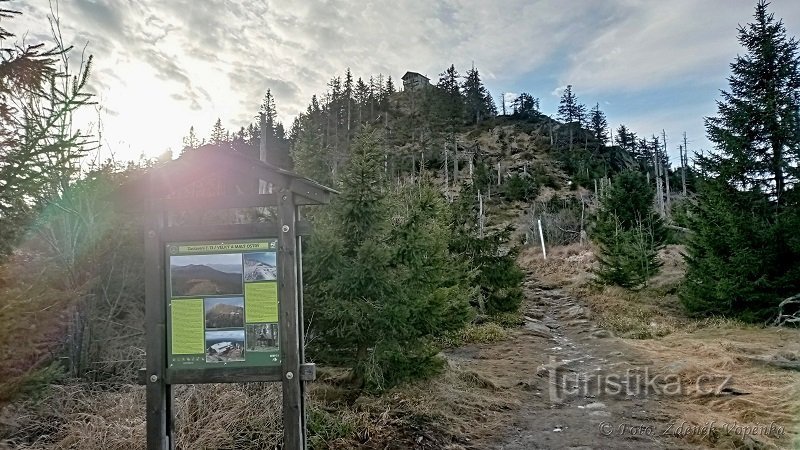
[682,132,688,196]
[452,134,458,183]
[478,191,484,238]
[662,130,671,218]
[444,142,449,197]
[653,145,665,217]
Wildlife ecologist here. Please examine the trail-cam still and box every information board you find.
[166,239,280,371]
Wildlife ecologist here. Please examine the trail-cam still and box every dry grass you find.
[0,358,518,450]
[0,383,145,450]
[0,252,80,403]
[628,328,800,449]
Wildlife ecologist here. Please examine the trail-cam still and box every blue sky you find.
[7,0,800,165]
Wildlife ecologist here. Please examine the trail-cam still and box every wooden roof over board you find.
[112,146,337,212]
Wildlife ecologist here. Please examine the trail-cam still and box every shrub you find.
[592,170,666,288]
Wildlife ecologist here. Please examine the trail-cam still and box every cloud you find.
[560,0,800,94]
[8,0,800,160]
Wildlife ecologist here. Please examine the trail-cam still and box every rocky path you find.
[453,278,699,450]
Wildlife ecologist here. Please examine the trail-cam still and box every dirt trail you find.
[447,277,698,450]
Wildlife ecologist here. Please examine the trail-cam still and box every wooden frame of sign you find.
[113,147,336,450]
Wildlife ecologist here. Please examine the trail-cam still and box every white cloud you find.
[5,0,800,161]
[561,0,800,93]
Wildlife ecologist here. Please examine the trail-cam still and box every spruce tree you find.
[210,118,226,144]
[0,5,94,256]
[557,85,585,123]
[259,89,277,132]
[449,181,524,314]
[682,1,800,321]
[593,170,666,288]
[511,93,539,119]
[180,126,200,154]
[590,103,608,146]
[460,67,496,121]
[304,128,471,390]
[557,85,586,150]
[436,64,463,131]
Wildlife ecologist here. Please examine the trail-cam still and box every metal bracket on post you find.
[299,363,316,381]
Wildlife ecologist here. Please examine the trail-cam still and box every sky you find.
[7,0,800,165]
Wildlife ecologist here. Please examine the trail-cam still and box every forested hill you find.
[181,66,683,198]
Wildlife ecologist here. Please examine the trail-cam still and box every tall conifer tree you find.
[682,1,800,321]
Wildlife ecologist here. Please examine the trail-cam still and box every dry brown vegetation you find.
[520,243,800,449]
[0,360,520,449]
[0,252,80,403]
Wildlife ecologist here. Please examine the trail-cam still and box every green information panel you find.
[166,239,281,371]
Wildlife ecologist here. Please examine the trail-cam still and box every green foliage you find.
[18,362,66,402]
[307,405,360,449]
[450,182,524,314]
[490,311,524,328]
[681,182,800,322]
[682,1,800,322]
[438,322,509,348]
[589,103,608,145]
[502,173,538,202]
[0,6,95,257]
[461,66,496,124]
[510,93,539,119]
[435,65,464,132]
[557,85,585,124]
[592,170,666,288]
[304,128,472,391]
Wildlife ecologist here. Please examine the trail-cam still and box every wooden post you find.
[278,192,305,449]
[497,162,501,185]
[538,219,547,260]
[295,208,308,444]
[145,179,173,450]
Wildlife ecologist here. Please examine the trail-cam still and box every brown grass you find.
[0,252,80,404]
[0,357,520,450]
[628,328,800,449]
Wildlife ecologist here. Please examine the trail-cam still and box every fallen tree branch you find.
[772,293,800,327]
